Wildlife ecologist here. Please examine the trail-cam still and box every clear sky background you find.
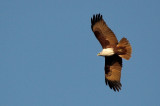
[1,0,160,106]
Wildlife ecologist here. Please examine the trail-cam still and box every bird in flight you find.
[91,14,132,92]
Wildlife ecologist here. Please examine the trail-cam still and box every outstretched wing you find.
[91,14,118,48]
[105,54,122,92]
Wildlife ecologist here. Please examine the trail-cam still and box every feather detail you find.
[116,38,132,60]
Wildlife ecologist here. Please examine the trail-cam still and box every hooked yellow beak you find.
[97,53,100,56]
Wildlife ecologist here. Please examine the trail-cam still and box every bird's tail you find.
[116,37,132,60]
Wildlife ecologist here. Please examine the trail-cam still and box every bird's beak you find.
[97,53,100,56]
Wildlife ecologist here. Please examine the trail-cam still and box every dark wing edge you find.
[105,79,122,92]
[91,13,102,30]
[105,55,122,92]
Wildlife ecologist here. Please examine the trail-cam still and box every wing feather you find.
[91,14,118,48]
[105,54,122,92]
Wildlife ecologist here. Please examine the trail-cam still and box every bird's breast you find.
[101,48,114,56]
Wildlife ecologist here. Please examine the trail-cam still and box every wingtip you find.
[105,79,122,92]
[91,13,103,29]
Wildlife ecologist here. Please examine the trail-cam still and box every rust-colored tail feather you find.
[117,38,132,60]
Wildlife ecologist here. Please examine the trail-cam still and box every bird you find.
[91,14,132,92]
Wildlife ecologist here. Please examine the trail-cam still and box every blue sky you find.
[1,0,160,106]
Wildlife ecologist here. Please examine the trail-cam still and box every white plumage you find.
[98,48,114,56]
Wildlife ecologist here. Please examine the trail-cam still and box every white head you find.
[97,48,114,56]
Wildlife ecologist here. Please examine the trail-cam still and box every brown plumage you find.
[91,14,132,92]
[91,14,118,48]
[105,54,122,91]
